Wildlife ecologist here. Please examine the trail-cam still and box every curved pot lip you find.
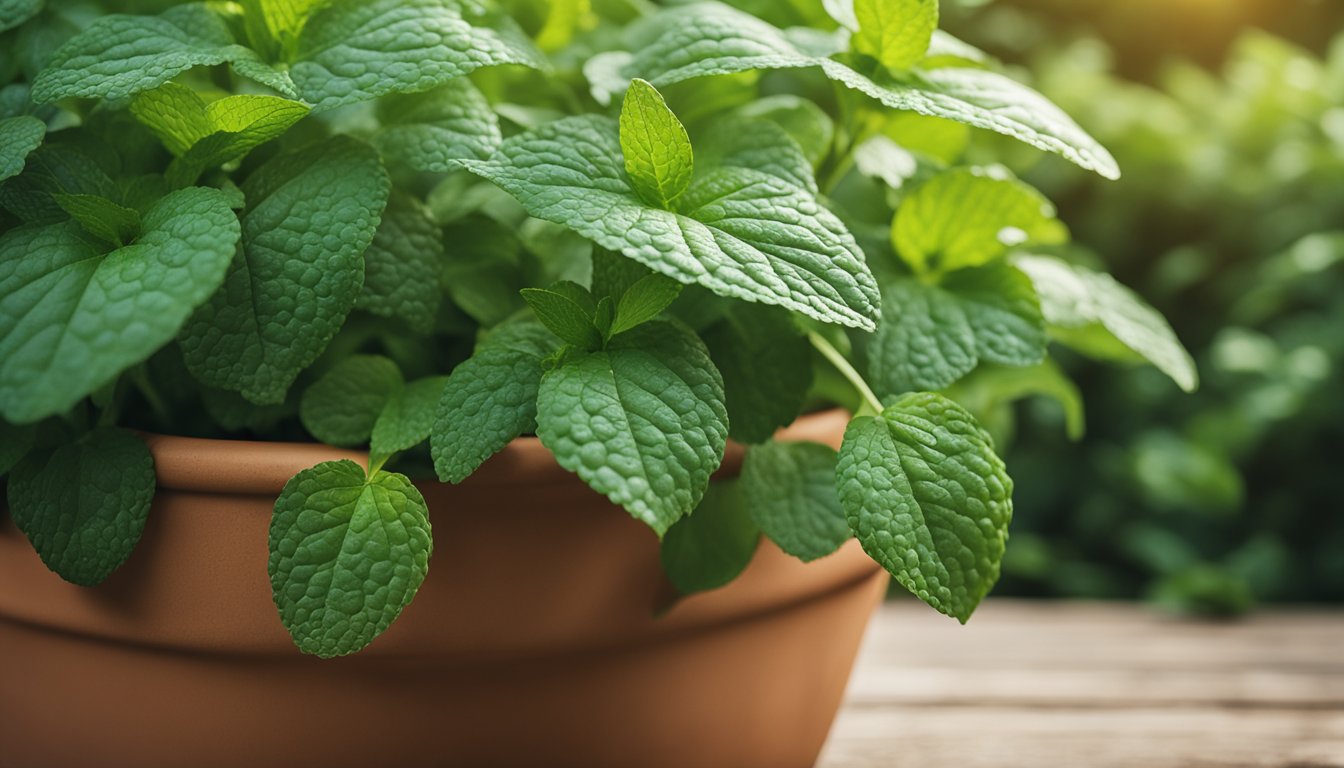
[141,408,852,496]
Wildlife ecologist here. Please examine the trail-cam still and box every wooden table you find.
[818,600,1344,768]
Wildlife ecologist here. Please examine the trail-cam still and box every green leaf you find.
[51,194,141,246]
[892,167,1067,274]
[660,480,759,594]
[594,3,1119,179]
[610,273,682,336]
[238,0,325,56]
[373,78,502,172]
[0,146,117,225]
[463,116,881,331]
[837,393,1013,622]
[6,428,154,586]
[356,191,443,334]
[702,302,812,444]
[521,287,603,349]
[431,320,560,483]
[942,262,1047,368]
[696,116,817,195]
[536,319,728,536]
[535,0,593,52]
[1015,254,1198,392]
[269,461,432,658]
[371,375,449,459]
[179,137,390,405]
[741,441,849,561]
[300,355,404,446]
[620,79,695,208]
[0,187,240,424]
[853,0,938,73]
[732,94,835,167]
[292,0,547,112]
[590,247,653,302]
[0,115,44,183]
[0,0,43,33]
[943,360,1085,442]
[0,420,36,475]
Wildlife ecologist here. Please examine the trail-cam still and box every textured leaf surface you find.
[620,79,694,208]
[373,78,501,172]
[521,287,603,349]
[0,187,240,423]
[1016,254,1198,392]
[0,0,42,32]
[463,115,880,330]
[300,355,403,446]
[292,0,546,112]
[942,262,1047,367]
[371,376,449,459]
[837,393,1013,622]
[696,116,817,195]
[179,137,390,404]
[269,461,432,658]
[536,320,728,536]
[741,441,849,561]
[356,191,443,333]
[51,194,141,246]
[431,321,559,483]
[869,278,975,397]
[6,428,153,586]
[610,273,682,336]
[0,115,44,183]
[660,480,758,594]
[853,0,937,72]
[701,302,812,443]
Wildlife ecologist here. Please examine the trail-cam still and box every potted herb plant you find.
[0,0,1195,766]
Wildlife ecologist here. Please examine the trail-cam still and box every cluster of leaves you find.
[1,0,1190,657]
[943,3,1344,613]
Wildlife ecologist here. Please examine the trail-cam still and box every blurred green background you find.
[941,0,1344,613]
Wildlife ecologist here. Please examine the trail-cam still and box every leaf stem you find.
[807,331,884,416]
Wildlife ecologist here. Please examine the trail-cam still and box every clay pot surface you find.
[0,409,885,768]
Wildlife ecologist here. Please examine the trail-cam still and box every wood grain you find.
[818,600,1344,768]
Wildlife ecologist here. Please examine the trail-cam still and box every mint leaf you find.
[696,116,817,195]
[869,277,976,396]
[269,461,432,658]
[370,375,449,459]
[179,137,390,405]
[1015,254,1198,392]
[300,355,404,446]
[0,0,42,32]
[620,79,695,208]
[520,287,603,349]
[536,319,728,536]
[463,116,880,331]
[660,480,759,594]
[741,440,849,561]
[0,420,35,475]
[535,0,594,51]
[892,167,1067,274]
[292,0,546,112]
[944,360,1085,442]
[610,273,682,336]
[732,95,835,167]
[51,193,141,246]
[0,187,240,423]
[943,262,1047,368]
[356,191,443,334]
[373,78,502,172]
[590,248,654,302]
[6,428,154,586]
[702,302,812,444]
[0,115,44,183]
[431,320,559,483]
[837,393,1013,622]
[853,0,938,72]
[0,145,116,224]
[238,0,325,57]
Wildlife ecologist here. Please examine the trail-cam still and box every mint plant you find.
[0,0,1195,657]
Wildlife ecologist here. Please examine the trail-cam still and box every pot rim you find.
[140,408,852,496]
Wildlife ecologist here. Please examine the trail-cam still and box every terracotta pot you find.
[0,410,886,768]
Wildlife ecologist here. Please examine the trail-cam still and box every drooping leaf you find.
[371,375,450,459]
[660,480,759,594]
[373,78,502,172]
[701,302,812,443]
[269,461,432,658]
[620,78,695,208]
[6,428,154,586]
[299,355,404,446]
[0,115,44,183]
[741,440,849,561]
[356,191,444,334]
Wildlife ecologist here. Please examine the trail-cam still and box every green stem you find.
[367,453,390,477]
[807,331,884,416]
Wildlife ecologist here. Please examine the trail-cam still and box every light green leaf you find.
[292,0,547,112]
[535,0,593,52]
[837,393,1013,622]
[0,0,43,33]
[0,115,44,183]
[6,428,154,586]
[239,0,325,56]
[892,167,1067,274]
[431,320,560,483]
[620,79,695,209]
[0,187,240,423]
[660,480,759,594]
[300,355,404,446]
[702,302,812,444]
[51,194,141,246]
[373,78,501,172]
[536,319,728,536]
[356,191,443,334]
[463,116,880,331]
[741,440,849,561]
[696,116,817,195]
[610,273,682,336]
[520,287,603,349]
[371,375,450,459]
[853,0,938,73]
[179,137,390,405]
[869,278,976,397]
[1015,254,1198,392]
[269,461,432,658]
